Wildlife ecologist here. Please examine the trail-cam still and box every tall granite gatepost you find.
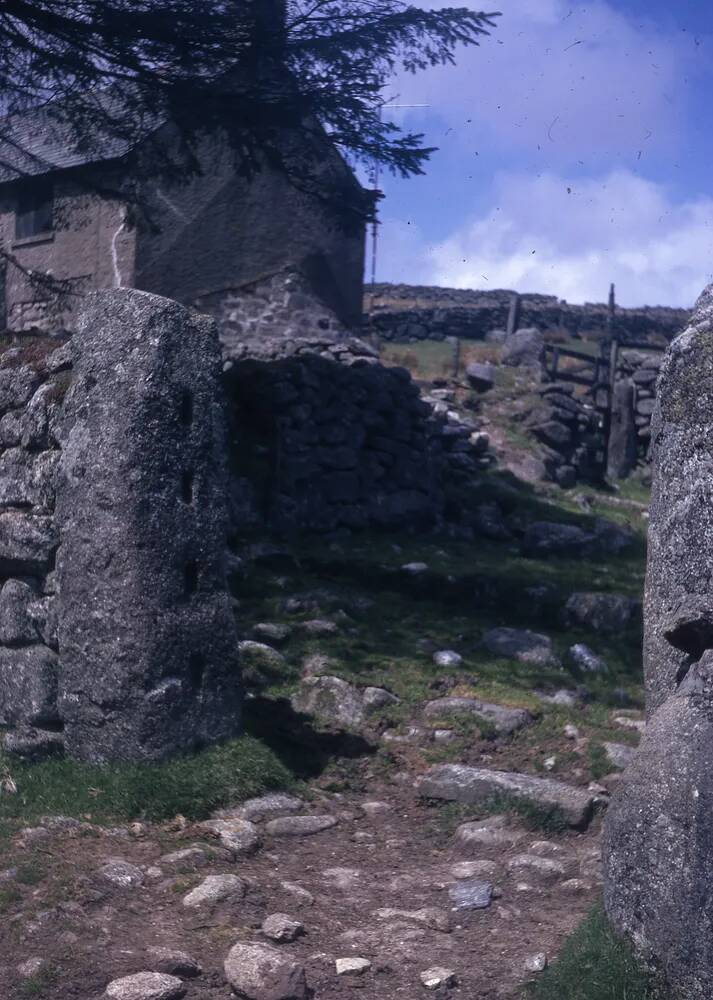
[56,289,242,762]
[603,282,713,998]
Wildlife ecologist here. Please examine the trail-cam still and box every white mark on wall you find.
[156,189,188,221]
[111,208,128,287]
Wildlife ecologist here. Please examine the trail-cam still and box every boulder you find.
[563,592,641,634]
[291,675,364,728]
[223,942,308,1000]
[423,697,532,735]
[481,628,559,667]
[105,974,185,1000]
[567,644,607,673]
[465,362,495,392]
[501,328,544,368]
[521,521,594,558]
[418,764,594,827]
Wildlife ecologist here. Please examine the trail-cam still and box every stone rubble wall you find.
[0,338,69,734]
[224,334,471,535]
[368,283,689,346]
[613,349,664,461]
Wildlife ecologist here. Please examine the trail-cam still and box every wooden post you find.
[506,293,521,338]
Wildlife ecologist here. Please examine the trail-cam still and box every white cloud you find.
[390,0,703,167]
[378,170,713,307]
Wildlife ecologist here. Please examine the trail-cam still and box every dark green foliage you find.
[525,905,667,1000]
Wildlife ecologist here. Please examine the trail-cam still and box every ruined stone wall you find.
[224,334,451,535]
[0,338,69,745]
[368,283,689,346]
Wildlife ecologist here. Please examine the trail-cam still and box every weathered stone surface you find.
[262,913,304,942]
[603,287,713,999]
[0,645,58,725]
[145,948,202,978]
[3,726,64,761]
[448,879,493,910]
[224,793,305,823]
[182,874,245,908]
[224,941,308,999]
[465,362,495,391]
[419,764,594,827]
[291,676,364,728]
[423,697,532,735]
[567,643,607,673]
[607,379,638,480]
[100,858,145,888]
[481,628,558,667]
[521,522,593,558]
[0,512,57,574]
[0,579,38,644]
[501,328,544,368]
[563,592,642,634]
[105,973,186,1000]
[56,290,241,762]
[362,686,399,712]
[265,815,337,837]
[198,817,260,856]
[604,742,635,770]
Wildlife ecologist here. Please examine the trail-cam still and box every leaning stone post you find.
[56,289,241,762]
[603,283,713,997]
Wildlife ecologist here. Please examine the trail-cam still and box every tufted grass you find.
[525,904,668,1000]
[0,734,292,834]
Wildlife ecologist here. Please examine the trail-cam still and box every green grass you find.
[0,735,292,833]
[525,905,667,999]
[424,792,570,837]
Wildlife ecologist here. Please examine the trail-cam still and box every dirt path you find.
[1,773,602,999]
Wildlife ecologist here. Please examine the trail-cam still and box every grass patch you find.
[0,735,292,829]
[525,904,667,999]
[425,791,570,837]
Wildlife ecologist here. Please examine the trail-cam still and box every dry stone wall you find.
[0,340,68,741]
[368,283,689,346]
[224,334,448,535]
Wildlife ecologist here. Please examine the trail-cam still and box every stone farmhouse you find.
[0,92,366,343]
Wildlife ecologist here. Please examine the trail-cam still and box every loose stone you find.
[182,874,245,908]
[421,967,457,990]
[105,973,186,1000]
[262,913,305,943]
[448,879,493,910]
[224,942,308,1000]
[266,815,338,837]
[336,957,372,976]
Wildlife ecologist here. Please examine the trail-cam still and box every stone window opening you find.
[15,179,54,241]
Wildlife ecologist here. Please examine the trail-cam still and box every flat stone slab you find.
[423,697,532,735]
[265,815,338,837]
[105,973,186,1000]
[417,764,595,828]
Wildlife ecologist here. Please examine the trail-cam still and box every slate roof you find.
[0,88,165,184]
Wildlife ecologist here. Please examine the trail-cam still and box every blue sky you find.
[375,0,713,306]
